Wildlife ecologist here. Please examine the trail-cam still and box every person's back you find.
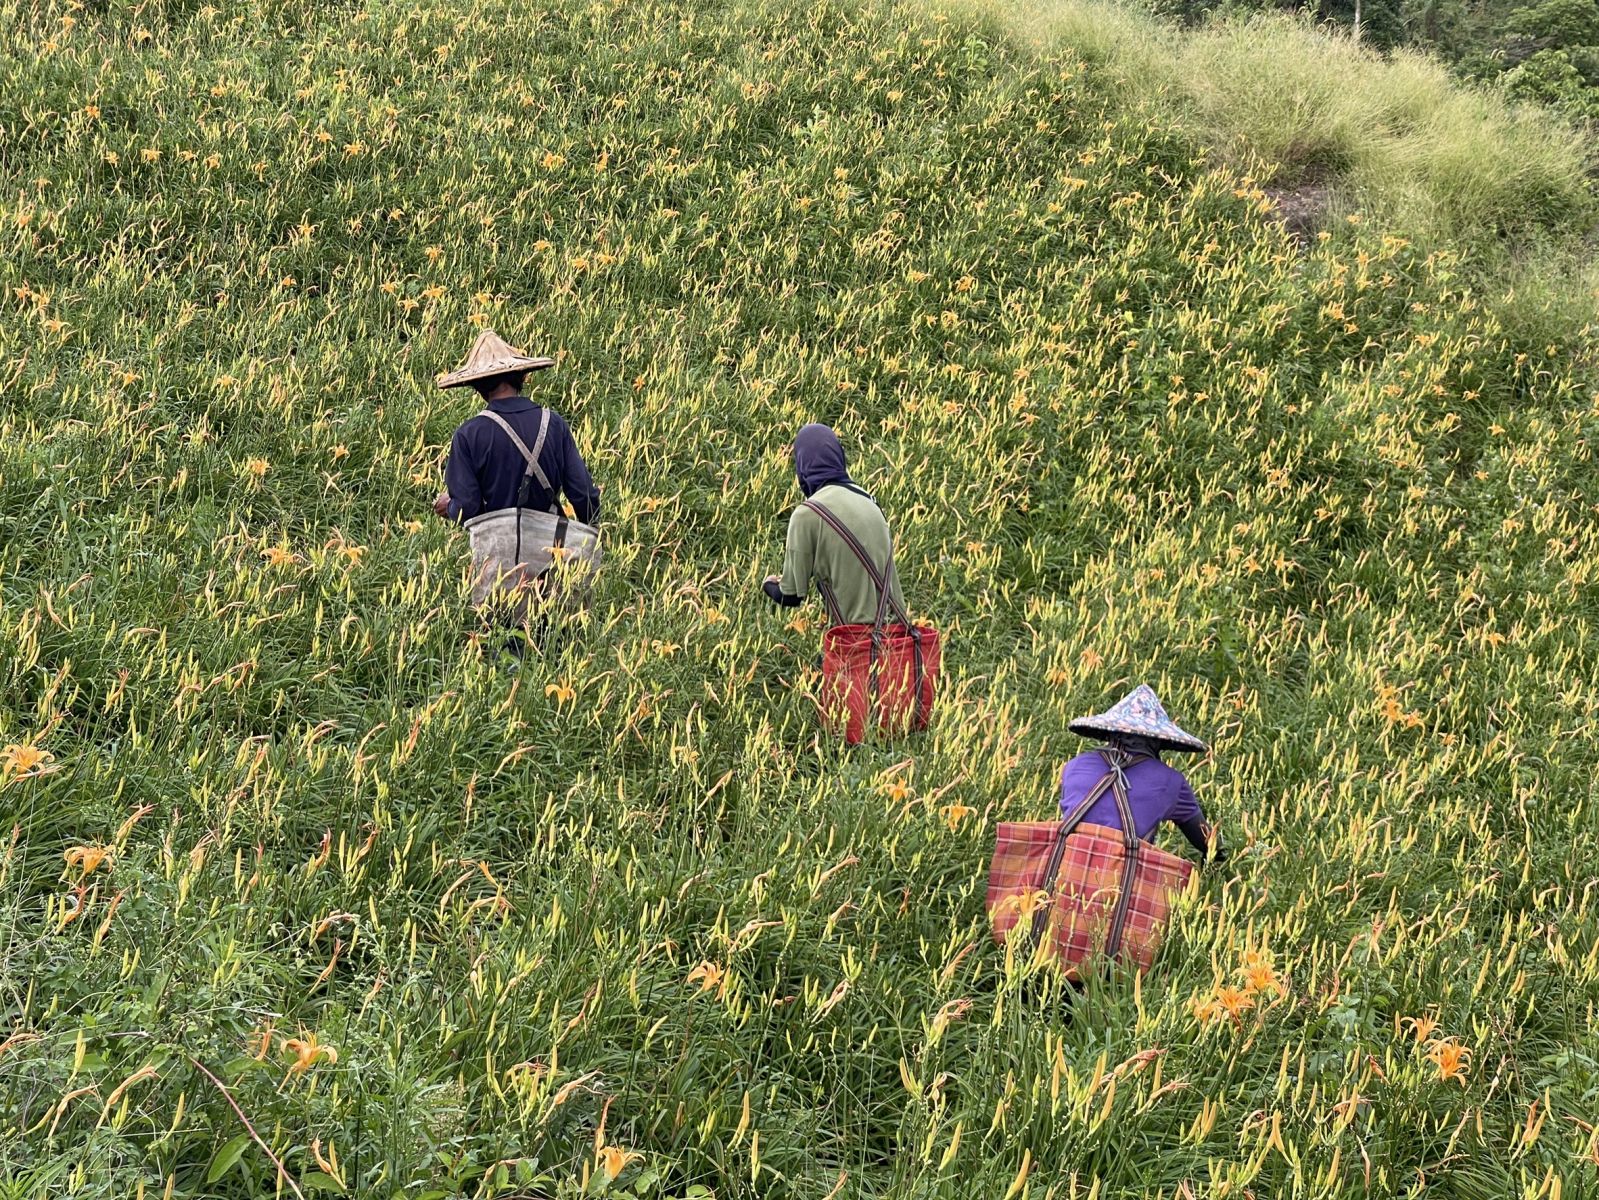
[1060,750,1208,849]
[444,399,599,526]
[762,423,907,627]
[781,482,904,625]
[433,329,600,529]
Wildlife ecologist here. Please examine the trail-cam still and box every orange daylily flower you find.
[1214,986,1254,1020]
[281,1031,338,1077]
[596,1145,641,1182]
[1403,1015,1441,1044]
[64,845,113,876]
[3,744,54,776]
[940,804,976,832]
[1013,888,1051,919]
[1428,1039,1470,1086]
[685,961,726,995]
[1191,993,1225,1025]
[1241,963,1284,997]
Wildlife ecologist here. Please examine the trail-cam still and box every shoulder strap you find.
[816,578,846,628]
[1057,770,1119,838]
[1028,761,1121,951]
[1098,748,1145,959]
[802,498,912,630]
[1057,750,1154,832]
[477,409,557,512]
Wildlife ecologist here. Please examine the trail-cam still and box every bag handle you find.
[477,408,558,515]
[802,498,913,631]
[1027,767,1118,949]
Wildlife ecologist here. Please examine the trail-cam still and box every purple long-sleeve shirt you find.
[1059,750,1212,856]
[444,396,600,525]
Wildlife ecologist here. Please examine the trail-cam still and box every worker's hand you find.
[433,492,450,517]
[764,574,781,586]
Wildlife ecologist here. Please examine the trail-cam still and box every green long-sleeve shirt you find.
[779,484,906,625]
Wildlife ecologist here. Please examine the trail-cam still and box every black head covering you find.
[1104,733,1163,761]
[793,424,852,498]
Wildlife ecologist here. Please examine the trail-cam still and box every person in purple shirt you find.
[1061,684,1224,863]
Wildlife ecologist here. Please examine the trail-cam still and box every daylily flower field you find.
[3,0,1599,1195]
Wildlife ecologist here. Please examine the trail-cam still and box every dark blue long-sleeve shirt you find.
[444,396,600,525]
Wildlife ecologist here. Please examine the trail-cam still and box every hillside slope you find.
[2,0,1598,1196]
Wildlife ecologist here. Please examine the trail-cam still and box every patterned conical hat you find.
[436,329,555,390]
[1069,684,1207,754]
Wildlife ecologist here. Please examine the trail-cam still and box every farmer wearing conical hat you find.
[434,330,601,643]
[434,329,600,527]
[1060,685,1223,863]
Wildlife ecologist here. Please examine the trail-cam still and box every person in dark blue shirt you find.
[432,329,601,526]
[433,331,602,656]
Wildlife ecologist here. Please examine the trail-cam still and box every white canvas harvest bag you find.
[461,408,600,615]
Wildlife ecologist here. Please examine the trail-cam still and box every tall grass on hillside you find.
[966,0,1596,247]
[3,0,1599,1196]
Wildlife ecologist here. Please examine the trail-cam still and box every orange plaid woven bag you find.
[986,752,1194,976]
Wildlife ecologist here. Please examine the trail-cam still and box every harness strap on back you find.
[1028,748,1153,955]
[477,408,558,513]
[476,407,559,575]
[802,498,913,630]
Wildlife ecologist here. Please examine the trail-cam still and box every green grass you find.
[981,1,1597,246]
[2,0,1599,1196]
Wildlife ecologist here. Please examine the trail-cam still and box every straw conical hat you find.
[436,329,556,390]
[1069,684,1208,754]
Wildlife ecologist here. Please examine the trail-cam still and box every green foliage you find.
[1400,0,1474,57]
[1504,0,1599,51]
[2,0,1599,1197]
[1143,0,1409,47]
[1503,47,1599,116]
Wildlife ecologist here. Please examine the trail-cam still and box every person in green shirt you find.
[762,424,906,625]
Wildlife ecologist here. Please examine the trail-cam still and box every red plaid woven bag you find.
[803,499,939,745]
[986,752,1194,976]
